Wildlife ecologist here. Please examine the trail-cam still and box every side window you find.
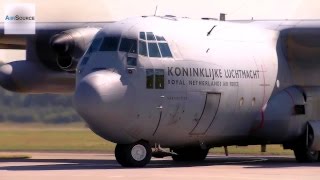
[158,43,172,58]
[145,69,165,89]
[127,57,137,66]
[139,40,148,56]
[100,37,120,51]
[119,38,137,53]
[148,43,161,57]
[146,69,154,89]
[155,69,165,89]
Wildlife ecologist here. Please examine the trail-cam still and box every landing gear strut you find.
[115,140,152,167]
[171,147,209,161]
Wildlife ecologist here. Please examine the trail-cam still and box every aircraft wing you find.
[0,22,107,51]
[232,19,320,86]
[0,27,26,49]
[230,19,320,30]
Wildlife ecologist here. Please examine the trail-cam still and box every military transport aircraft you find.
[1,16,320,167]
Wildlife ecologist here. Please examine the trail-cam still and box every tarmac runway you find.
[0,152,319,180]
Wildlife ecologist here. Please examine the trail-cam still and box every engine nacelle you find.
[252,87,307,143]
[50,28,100,71]
[0,60,75,93]
[27,27,100,73]
[0,26,101,93]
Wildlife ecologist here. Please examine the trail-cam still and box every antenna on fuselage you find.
[207,25,216,36]
[154,5,158,16]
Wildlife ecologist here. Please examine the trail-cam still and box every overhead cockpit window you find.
[148,43,161,57]
[119,38,137,53]
[100,36,120,51]
[139,32,173,58]
[146,32,156,41]
[156,36,166,41]
[140,32,146,40]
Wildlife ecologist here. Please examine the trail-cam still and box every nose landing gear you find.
[115,140,152,167]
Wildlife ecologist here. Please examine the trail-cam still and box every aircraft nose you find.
[74,70,124,118]
[73,70,133,143]
[73,73,102,115]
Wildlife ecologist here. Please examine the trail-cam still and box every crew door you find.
[190,93,221,135]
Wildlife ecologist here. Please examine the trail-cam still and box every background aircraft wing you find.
[0,24,26,50]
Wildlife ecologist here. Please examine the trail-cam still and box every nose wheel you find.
[115,141,152,167]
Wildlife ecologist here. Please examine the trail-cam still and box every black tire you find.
[115,144,128,166]
[171,147,208,162]
[293,146,319,163]
[115,141,152,167]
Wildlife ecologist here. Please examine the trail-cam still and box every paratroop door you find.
[190,93,221,135]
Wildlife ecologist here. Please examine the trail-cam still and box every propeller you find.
[49,27,100,71]
[50,33,76,71]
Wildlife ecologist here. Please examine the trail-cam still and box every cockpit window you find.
[119,38,137,53]
[139,32,173,59]
[158,43,172,58]
[139,40,148,56]
[146,32,156,41]
[88,38,102,54]
[156,36,166,41]
[140,32,146,40]
[99,36,120,51]
[80,57,89,66]
[148,43,161,57]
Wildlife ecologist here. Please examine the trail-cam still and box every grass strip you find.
[0,125,293,155]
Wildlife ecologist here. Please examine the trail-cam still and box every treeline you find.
[0,88,83,124]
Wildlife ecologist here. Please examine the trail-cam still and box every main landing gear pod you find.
[293,121,320,162]
[115,140,152,167]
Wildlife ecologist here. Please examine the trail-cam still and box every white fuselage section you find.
[74,17,279,147]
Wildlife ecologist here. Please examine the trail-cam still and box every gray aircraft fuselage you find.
[2,15,320,166]
[74,16,282,148]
